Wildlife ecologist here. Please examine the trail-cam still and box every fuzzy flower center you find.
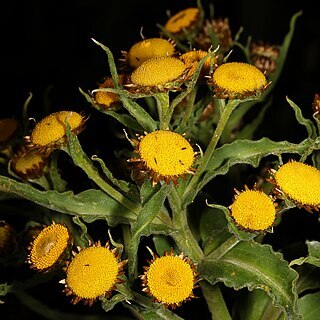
[212,62,267,95]
[30,224,69,270]
[146,255,194,305]
[131,57,185,86]
[138,130,194,177]
[275,161,320,206]
[66,246,119,299]
[164,8,200,34]
[31,111,83,146]
[230,190,276,231]
[127,38,175,68]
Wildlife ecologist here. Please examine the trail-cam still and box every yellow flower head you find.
[11,147,48,179]
[271,160,320,212]
[62,241,126,306]
[94,74,129,110]
[0,221,16,256]
[140,250,198,309]
[28,111,85,151]
[0,118,18,144]
[211,62,268,99]
[126,38,175,69]
[28,223,70,271]
[164,8,201,36]
[127,57,186,93]
[179,49,218,79]
[230,186,277,232]
[129,130,196,187]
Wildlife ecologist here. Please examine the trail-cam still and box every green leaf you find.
[92,39,158,132]
[206,202,256,242]
[141,309,184,320]
[290,240,320,268]
[153,234,173,256]
[0,175,135,226]
[286,97,317,139]
[48,150,68,192]
[63,125,141,215]
[236,289,283,320]
[295,264,320,295]
[298,292,320,320]
[200,240,301,319]
[128,184,169,278]
[102,110,144,131]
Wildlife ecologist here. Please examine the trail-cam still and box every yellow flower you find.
[230,186,277,232]
[94,74,129,110]
[179,49,218,79]
[164,8,201,37]
[211,62,268,99]
[126,57,186,93]
[28,223,70,271]
[140,250,198,309]
[10,147,48,179]
[61,241,126,306]
[0,221,16,256]
[129,130,196,187]
[125,38,175,69]
[27,111,85,152]
[271,160,320,212]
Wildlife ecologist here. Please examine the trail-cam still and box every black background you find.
[1,0,320,319]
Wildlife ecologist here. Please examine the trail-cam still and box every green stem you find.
[200,281,232,320]
[182,99,240,203]
[155,92,170,130]
[205,235,240,261]
[167,188,204,261]
[177,87,198,132]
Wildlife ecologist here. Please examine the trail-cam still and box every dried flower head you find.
[123,38,176,69]
[140,250,198,309]
[0,221,16,256]
[10,147,48,179]
[251,42,280,77]
[0,118,18,145]
[128,130,196,187]
[230,185,277,232]
[26,111,86,153]
[164,7,201,38]
[93,74,129,110]
[270,160,320,212]
[61,241,127,306]
[312,93,320,119]
[195,18,233,53]
[125,57,187,94]
[210,62,268,99]
[179,49,218,79]
[27,223,70,271]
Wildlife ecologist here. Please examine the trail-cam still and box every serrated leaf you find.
[286,97,317,139]
[206,202,256,241]
[92,39,158,132]
[128,184,169,278]
[298,292,320,320]
[0,175,135,226]
[290,240,320,268]
[200,240,301,319]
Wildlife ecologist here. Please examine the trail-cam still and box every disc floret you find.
[210,62,268,99]
[28,223,70,271]
[270,160,320,212]
[230,185,277,232]
[62,241,127,306]
[129,130,196,186]
[140,250,198,309]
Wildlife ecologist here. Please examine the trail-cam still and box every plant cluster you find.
[1,1,320,319]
